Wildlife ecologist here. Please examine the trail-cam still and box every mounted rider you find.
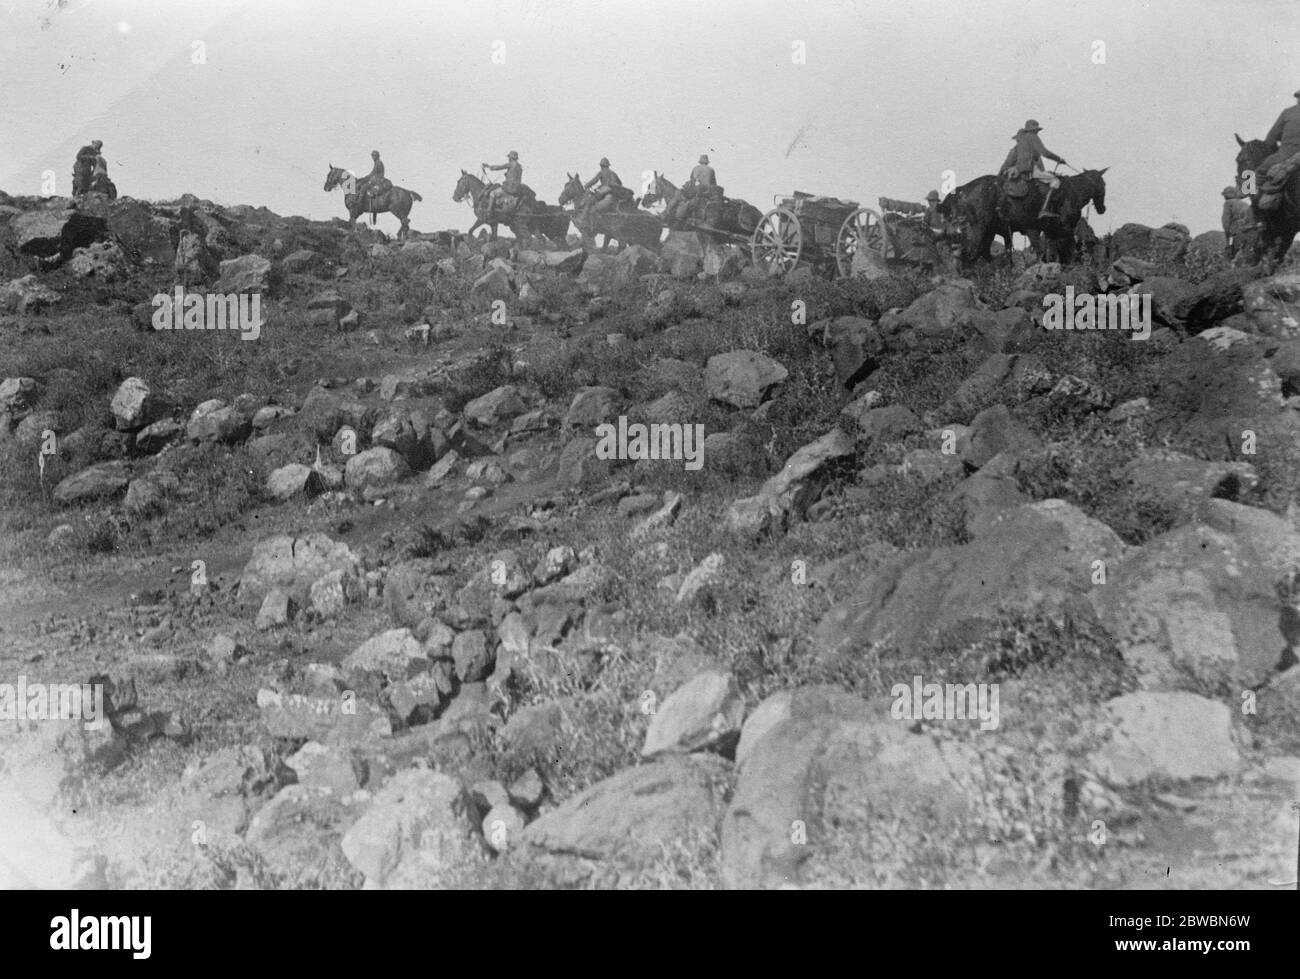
[360,151,392,213]
[1257,89,1300,211]
[72,139,102,196]
[483,150,523,219]
[583,158,629,212]
[1000,119,1071,220]
[672,153,722,225]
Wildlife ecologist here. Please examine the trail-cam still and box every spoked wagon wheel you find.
[836,207,887,277]
[751,207,802,275]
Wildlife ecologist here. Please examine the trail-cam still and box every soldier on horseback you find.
[583,158,628,212]
[1000,119,1071,220]
[360,150,392,214]
[671,154,722,226]
[482,150,523,221]
[1256,89,1300,211]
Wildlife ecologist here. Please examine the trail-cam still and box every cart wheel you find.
[837,207,887,277]
[751,207,802,275]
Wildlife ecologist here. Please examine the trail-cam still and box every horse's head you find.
[452,169,478,203]
[323,165,342,191]
[1235,133,1271,187]
[1085,167,1108,214]
[558,172,584,207]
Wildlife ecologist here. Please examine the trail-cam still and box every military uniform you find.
[362,154,389,210]
[1000,120,1068,217]
[72,142,100,196]
[485,154,522,214]
[1222,187,1255,259]
[1258,96,1300,209]
[584,161,624,211]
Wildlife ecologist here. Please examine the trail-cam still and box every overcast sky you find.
[2,0,1297,238]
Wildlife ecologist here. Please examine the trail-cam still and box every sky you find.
[1,0,1297,238]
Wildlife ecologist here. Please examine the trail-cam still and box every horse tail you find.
[409,190,423,201]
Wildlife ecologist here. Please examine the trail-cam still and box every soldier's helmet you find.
[1222,185,1242,198]
[508,150,519,160]
[600,157,610,167]
[371,150,380,158]
[699,154,709,164]
[1022,119,1043,132]
[926,190,940,201]
[92,139,103,149]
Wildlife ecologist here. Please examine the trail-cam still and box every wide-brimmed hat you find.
[371,150,379,158]
[699,154,709,164]
[91,139,103,148]
[600,157,610,167]
[1021,119,1043,132]
[507,150,519,159]
[926,190,940,201]
[1222,185,1242,198]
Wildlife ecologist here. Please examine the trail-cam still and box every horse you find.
[939,177,1014,265]
[451,170,569,244]
[559,173,663,252]
[1235,134,1300,268]
[324,164,422,237]
[944,168,1107,266]
[641,171,680,217]
[641,170,761,254]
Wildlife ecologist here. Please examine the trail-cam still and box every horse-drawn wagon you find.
[750,191,958,276]
[750,192,888,277]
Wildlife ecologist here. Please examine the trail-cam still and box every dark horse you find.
[451,170,570,244]
[942,168,1107,265]
[643,170,761,252]
[324,165,422,237]
[558,173,663,252]
[1235,134,1299,268]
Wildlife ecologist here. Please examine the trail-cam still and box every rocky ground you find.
[1,189,1299,889]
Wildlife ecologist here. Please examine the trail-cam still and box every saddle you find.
[1003,173,1030,198]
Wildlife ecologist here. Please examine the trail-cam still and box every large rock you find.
[721,685,975,889]
[214,254,272,293]
[521,755,727,862]
[0,275,61,314]
[344,446,411,490]
[186,399,251,443]
[1090,692,1242,786]
[1242,270,1300,339]
[1149,327,1288,458]
[813,500,1126,665]
[726,428,855,536]
[1093,522,1296,687]
[340,769,476,888]
[52,461,130,505]
[238,533,362,608]
[957,403,1041,469]
[810,316,883,389]
[1173,268,1256,332]
[0,377,42,420]
[888,280,984,345]
[464,385,526,427]
[705,350,789,409]
[110,377,165,431]
[11,208,106,257]
[343,628,428,681]
[563,386,621,430]
[642,670,744,757]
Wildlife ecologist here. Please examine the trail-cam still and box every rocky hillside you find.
[2,189,1299,889]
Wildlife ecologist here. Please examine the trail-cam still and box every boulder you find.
[237,533,362,608]
[53,461,130,505]
[705,350,789,408]
[214,254,272,293]
[813,500,1126,665]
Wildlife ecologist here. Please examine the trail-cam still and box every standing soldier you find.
[1000,119,1071,220]
[924,190,946,236]
[1222,185,1254,260]
[583,158,624,212]
[72,139,101,196]
[482,150,522,220]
